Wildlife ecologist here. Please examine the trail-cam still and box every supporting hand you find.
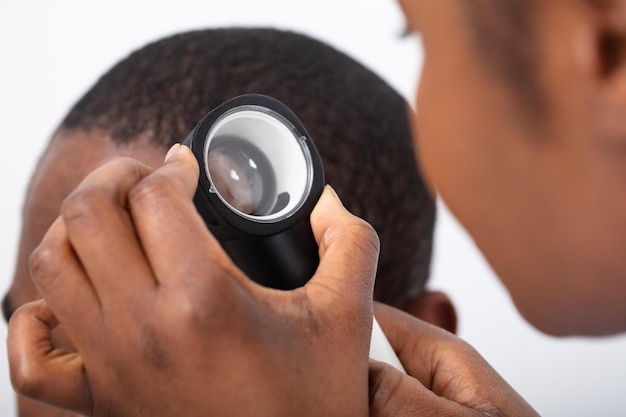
[369,303,540,416]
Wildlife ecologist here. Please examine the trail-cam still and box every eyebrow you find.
[2,294,15,323]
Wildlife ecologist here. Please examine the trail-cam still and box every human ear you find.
[401,290,457,334]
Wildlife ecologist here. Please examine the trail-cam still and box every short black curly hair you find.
[60,28,435,309]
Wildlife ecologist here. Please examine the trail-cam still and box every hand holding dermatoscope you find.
[183,94,404,372]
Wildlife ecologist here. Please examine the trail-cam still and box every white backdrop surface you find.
[1,1,625,416]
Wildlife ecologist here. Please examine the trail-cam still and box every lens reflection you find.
[207,136,277,216]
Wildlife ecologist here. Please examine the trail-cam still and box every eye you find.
[2,294,15,323]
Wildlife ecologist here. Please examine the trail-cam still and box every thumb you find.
[369,360,455,417]
[157,143,201,198]
[8,300,93,415]
[308,185,379,310]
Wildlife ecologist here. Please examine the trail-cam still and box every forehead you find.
[6,131,166,315]
[25,131,166,239]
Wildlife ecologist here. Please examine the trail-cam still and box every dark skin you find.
[398,0,626,336]
[20,0,626,413]
[367,0,626,414]
[10,142,377,416]
[14,0,610,411]
[8,138,537,416]
[6,131,457,416]
[5,132,167,417]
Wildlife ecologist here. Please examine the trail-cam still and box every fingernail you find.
[324,184,345,208]
[325,184,339,200]
[164,143,181,163]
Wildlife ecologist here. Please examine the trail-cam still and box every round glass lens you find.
[207,136,277,216]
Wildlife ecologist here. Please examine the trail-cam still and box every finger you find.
[127,144,238,288]
[308,185,379,314]
[8,300,93,415]
[369,360,471,417]
[30,217,100,338]
[60,157,157,302]
[373,303,538,415]
[372,302,455,387]
[375,303,537,416]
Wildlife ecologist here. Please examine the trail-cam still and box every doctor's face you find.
[398,0,626,336]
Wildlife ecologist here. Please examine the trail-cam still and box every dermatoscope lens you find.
[203,107,313,223]
[185,95,325,290]
[207,137,277,216]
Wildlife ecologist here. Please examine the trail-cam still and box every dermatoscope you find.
[183,94,404,372]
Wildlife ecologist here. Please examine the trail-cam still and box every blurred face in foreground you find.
[399,0,626,336]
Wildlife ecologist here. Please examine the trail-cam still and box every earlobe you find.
[401,290,457,334]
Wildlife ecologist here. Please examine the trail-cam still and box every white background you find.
[1,1,625,416]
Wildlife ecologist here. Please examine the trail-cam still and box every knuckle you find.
[349,217,381,257]
[369,365,409,415]
[170,271,247,334]
[61,185,110,228]
[127,173,173,212]
[29,241,64,289]
[345,218,380,295]
[323,214,380,259]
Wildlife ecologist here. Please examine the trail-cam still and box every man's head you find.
[4,28,452,416]
[399,0,626,336]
